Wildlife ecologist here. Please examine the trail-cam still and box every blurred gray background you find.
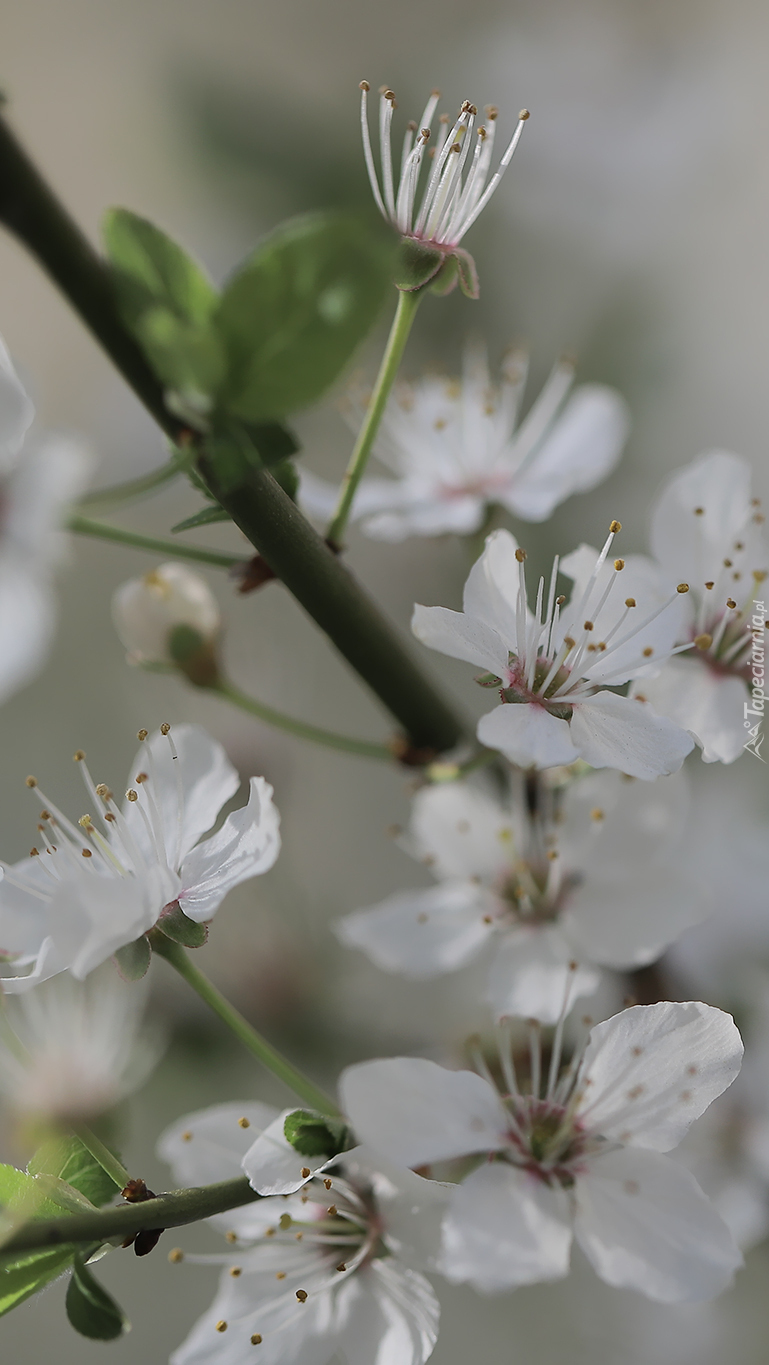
[1,0,768,1359]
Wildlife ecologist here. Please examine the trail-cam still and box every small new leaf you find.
[103,208,217,327]
[172,505,232,533]
[66,1252,129,1341]
[283,1110,352,1159]
[214,211,396,422]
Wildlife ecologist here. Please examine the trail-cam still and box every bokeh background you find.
[0,0,768,1358]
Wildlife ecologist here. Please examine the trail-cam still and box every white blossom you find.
[336,768,708,1023]
[112,563,221,666]
[0,723,280,991]
[634,451,768,763]
[159,1102,445,1365]
[412,525,695,777]
[341,1001,744,1302]
[0,337,90,706]
[0,965,158,1124]
[300,345,630,541]
[360,83,528,296]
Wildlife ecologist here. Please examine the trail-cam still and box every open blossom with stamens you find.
[0,966,158,1125]
[412,525,695,777]
[633,452,768,763]
[0,335,90,706]
[159,1102,445,1365]
[336,768,707,1023]
[300,344,630,540]
[0,723,280,991]
[360,82,528,297]
[341,1001,744,1302]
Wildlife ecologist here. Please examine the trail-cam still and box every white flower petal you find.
[0,336,35,472]
[242,1110,339,1196]
[410,604,508,677]
[461,528,523,646]
[0,557,53,706]
[563,863,706,968]
[178,777,281,922]
[4,434,91,563]
[53,865,174,980]
[638,658,749,765]
[569,692,694,778]
[440,1163,572,1291]
[122,724,240,866]
[504,385,630,523]
[340,1057,508,1167]
[487,927,600,1024]
[574,1147,742,1302]
[336,882,494,978]
[363,494,486,541]
[409,782,518,882]
[575,1001,743,1151]
[477,703,580,769]
[335,1261,440,1365]
[650,450,755,583]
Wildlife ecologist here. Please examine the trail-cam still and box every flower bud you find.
[112,563,221,685]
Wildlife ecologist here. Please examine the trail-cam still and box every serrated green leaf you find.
[283,1110,352,1158]
[66,1253,129,1341]
[114,935,152,981]
[214,211,396,422]
[103,208,217,327]
[157,903,208,948]
[28,1135,121,1208]
[172,505,232,533]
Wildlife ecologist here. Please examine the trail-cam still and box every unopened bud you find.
[112,564,221,686]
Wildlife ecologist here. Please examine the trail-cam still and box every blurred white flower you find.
[342,1001,744,1303]
[634,452,768,764]
[0,966,157,1124]
[412,525,694,777]
[360,82,528,296]
[112,563,221,666]
[0,723,280,991]
[300,345,629,541]
[0,337,90,706]
[159,1101,444,1365]
[337,769,707,1024]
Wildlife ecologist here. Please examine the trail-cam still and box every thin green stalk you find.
[0,1176,258,1255]
[326,288,421,547]
[150,935,340,1116]
[71,1126,129,1190]
[69,514,246,569]
[213,678,394,762]
[78,455,183,512]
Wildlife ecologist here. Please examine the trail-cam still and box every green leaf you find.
[66,1253,129,1341]
[28,1136,121,1208]
[172,505,231,533]
[214,211,396,422]
[283,1110,352,1159]
[135,307,226,396]
[157,902,208,948]
[103,208,217,327]
[114,935,152,981]
[0,1246,76,1316]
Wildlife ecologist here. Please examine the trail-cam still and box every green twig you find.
[213,678,394,761]
[0,110,464,755]
[78,455,183,511]
[0,1177,258,1256]
[326,289,420,547]
[69,513,246,569]
[150,935,340,1116]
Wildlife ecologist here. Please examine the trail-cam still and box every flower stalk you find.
[149,934,340,1116]
[69,514,247,570]
[212,678,395,762]
[326,288,421,548]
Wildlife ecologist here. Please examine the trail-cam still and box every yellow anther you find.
[583,620,594,631]
[137,729,148,741]
[181,1131,193,1142]
[229,1266,242,1277]
[82,848,92,858]
[694,506,704,515]
[25,776,37,788]
[642,647,654,657]
[160,722,171,735]
[625,598,636,608]
[216,1320,228,1333]
[73,750,86,762]
[727,598,737,609]
[676,583,689,594]
[168,1248,184,1263]
[126,790,138,802]
[515,548,527,562]
[609,519,622,533]
[614,559,625,570]
[238,1117,250,1129]
[694,633,712,649]
[519,108,530,120]
[251,1334,263,1344]
[590,808,604,821]
[225,1231,238,1243]
[359,80,370,91]
[296,1290,308,1303]
[704,581,714,590]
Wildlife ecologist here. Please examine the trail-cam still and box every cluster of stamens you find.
[685,500,768,675]
[360,81,529,247]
